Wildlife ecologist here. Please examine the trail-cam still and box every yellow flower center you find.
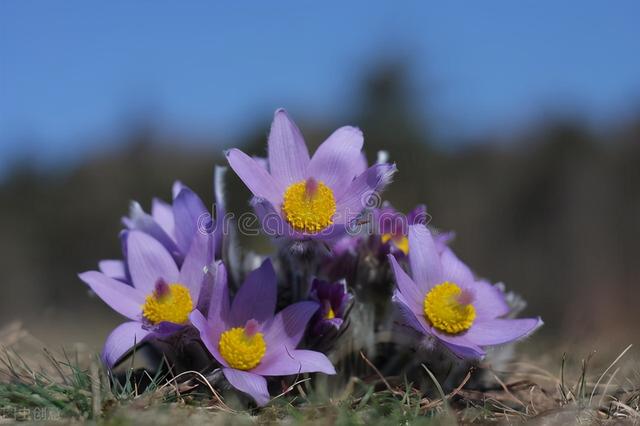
[325,306,336,320]
[381,233,409,255]
[423,282,475,334]
[218,322,266,370]
[142,283,193,325]
[282,178,336,233]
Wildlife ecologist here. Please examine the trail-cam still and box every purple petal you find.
[465,317,543,346]
[229,259,277,326]
[124,202,180,258]
[334,163,397,225]
[151,198,176,239]
[388,254,423,312]
[392,289,428,334]
[173,186,209,256]
[172,181,185,199]
[190,310,227,367]
[354,152,368,176]
[222,368,270,406]
[408,225,443,290]
[127,231,180,294]
[267,109,310,186]
[434,330,486,359]
[307,126,363,196]
[212,165,227,258]
[470,281,510,320]
[226,148,284,206]
[253,349,336,376]
[440,248,474,285]
[262,302,319,357]
[102,321,151,367]
[178,232,213,302]
[79,271,144,320]
[98,260,127,282]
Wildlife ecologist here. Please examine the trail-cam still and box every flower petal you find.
[440,248,474,285]
[392,289,428,334]
[388,254,423,312]
[470,281,511,320]
[307,126,363,195]
[98,260,127,282]
[433,330,486,359]
[229,259,277,326]
[151,198,176,240]
[102,321,151,367]
[222,368,270,406]
[262,301,319,357]
[226,148,283,205]
[465,318,543,346]
[123,201,180,259]
[190,310,227,367]
[253,349,335,376]
[173,186,210,256]
[179,232,213,302]
[408,225,443,291]
[78,271,144,320]
[334,163,397,225]
[207,261,230,329]
[127,231,180,294]
[267,109,310,186]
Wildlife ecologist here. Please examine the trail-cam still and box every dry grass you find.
[0,322,637,425]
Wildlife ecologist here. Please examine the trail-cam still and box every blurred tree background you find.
[0,62,638,350]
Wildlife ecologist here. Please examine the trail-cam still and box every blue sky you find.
[1,1,639,173]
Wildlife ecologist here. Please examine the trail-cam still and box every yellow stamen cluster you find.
[423,282,475,334]
[282,179,336,233]
[142,283,193,325]
[381,233,409,255]
[218,327,267,370]
[325,306,336,320]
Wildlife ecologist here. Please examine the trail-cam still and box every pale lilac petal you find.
[469,281,511,320]
[388,254,423,312]
[123,201,180,258]
[190,310,227,367]
[178,232,213,302]
[127,231,180,294]
[226,148,283,205]
[254,349,335,376]
[465,318,543,346]
[353,152,368,176]
[229,260,277,326]
[262,302,318,357]
[440,248,474,285]
[434,330,486,359]
[408,225,443,291]
[102,321,151,367]
[267,109,310,186]
[206,261,230,330]
[98,260,127,281]
[333,163,397,225]
[392,290,428,334]
[172,181,185,199]
[151,198,176,239]
[79,271,144,320]
[173,186,210,255]
[212,165,227,257]
[307,126,363,195]
[222,368,270,406]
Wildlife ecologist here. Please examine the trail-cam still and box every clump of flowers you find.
[80,109,542,407]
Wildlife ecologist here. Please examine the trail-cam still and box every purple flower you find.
[389,224,542,359]
[309,279,352,335]
[79,230,213,367]
[374,204,428,257]
[190,259,336,406]
[226,109,396,241]
[101,178,224,282]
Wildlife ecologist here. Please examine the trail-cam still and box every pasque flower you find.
[374,204,428,256]
[226,109,395,241]
[99,178,224,283]
[79,230,213,367]
[389,224,542,358]
[190,259,335,406]
[309,278,352,335]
